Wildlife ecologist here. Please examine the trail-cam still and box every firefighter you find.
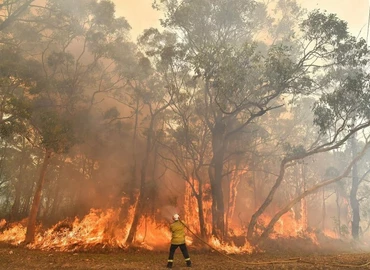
[166,214,192,268]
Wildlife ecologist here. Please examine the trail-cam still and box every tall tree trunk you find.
[335,187,341,237]
[300,162,307,231]
[193,169,207,239]
[125,156,148,244]
[21,154,41,217]
[226,166,241,236]
[49,163,64,223]
[350,135,360,240]
[129,99,139,205]
[24,149,51,244]
[150,144,159,215]
[209,120,226,239]
[247,160,288,242]
[322,187,326,231]
[119,100,140,224]
[197,193,207,239]
[10,138,27,221]
[255,147,367,244]
[125,116,154,245]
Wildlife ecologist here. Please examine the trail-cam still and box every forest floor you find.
[1,243,370,270]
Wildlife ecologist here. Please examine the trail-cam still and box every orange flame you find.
[0,219,26,245]
[210,236,254,254]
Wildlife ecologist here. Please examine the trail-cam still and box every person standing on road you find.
[166,214,192,268]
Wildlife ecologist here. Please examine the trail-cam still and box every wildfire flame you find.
[0,185,340,253]
[210,236,254,254]
[30,208,124,251]
[0,219,26,245]
[0,208,173,251]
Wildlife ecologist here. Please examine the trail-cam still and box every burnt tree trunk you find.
[189,173,207,239]
[247,160,288,242]
[196,191,207,239]
[24,149,52,244]
[126,114,155,245]
[119,99,140,223]
[209,120,226,239]
[350,135,360,240]
[226,166,241,236]
[125,155,149,244]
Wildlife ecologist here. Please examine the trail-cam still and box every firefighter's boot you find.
[166,262,173,268]
[186,260,192,267]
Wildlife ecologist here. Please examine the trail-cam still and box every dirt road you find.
[1,245,370,269]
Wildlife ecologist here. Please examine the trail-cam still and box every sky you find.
[114,0,161,40]
[114,0,370,41]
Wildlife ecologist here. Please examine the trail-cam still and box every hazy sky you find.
[114,0,161,40]
[114,0,370,41]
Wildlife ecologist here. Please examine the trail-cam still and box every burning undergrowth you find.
[0,208,171,252]
[0,207,351,254]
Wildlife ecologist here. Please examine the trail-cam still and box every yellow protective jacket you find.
[170,220,186,245]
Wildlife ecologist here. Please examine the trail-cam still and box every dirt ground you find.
[1,244,370,270]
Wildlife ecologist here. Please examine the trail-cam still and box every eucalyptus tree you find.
[339,138,370,240]
[0,0,132,243]
[246,11,370,244]
[151,0,370,244]
[0,0,35,32]
[122,60,173,245]
[150,0,309,239]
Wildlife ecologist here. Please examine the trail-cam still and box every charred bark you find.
[209,120,226,239]
[189,172,207,239]
[226,167,241,235]
[24,149,51,244]
[196,191,207,239]
[247,159,288,243]
[125,153,148,244]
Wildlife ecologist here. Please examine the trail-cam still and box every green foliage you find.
[301,10,349,45]
[282,143,306,158]
[31,110,78,153]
